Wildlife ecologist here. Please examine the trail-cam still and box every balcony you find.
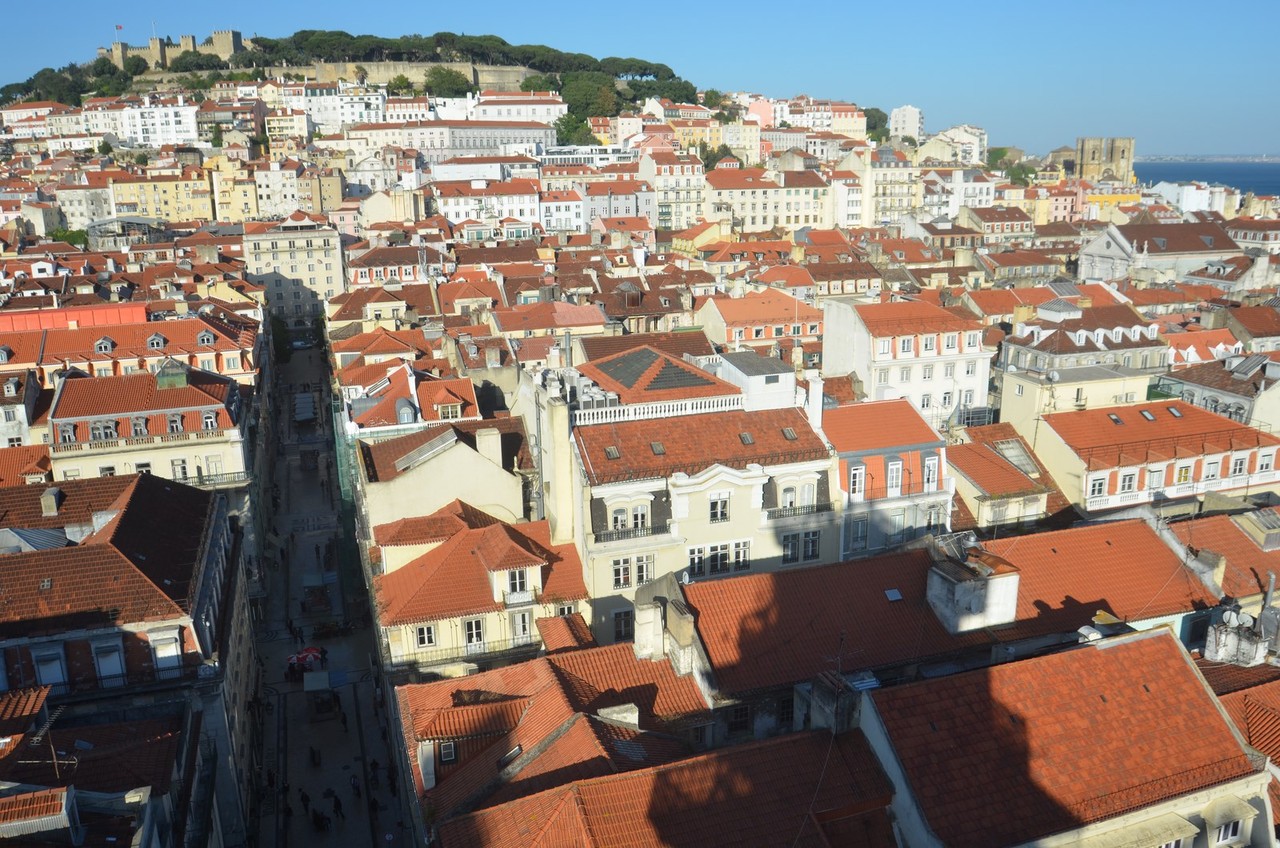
[594,523,670,544]
[174,471,251,489]
[504,589,534,607]
[395,635,542,669]
[766,502,836,521]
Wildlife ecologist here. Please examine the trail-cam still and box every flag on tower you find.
[115,24,123,30]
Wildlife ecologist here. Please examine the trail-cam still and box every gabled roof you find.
[576,346,739,404]
[947,441,1047,498]
[491,301,606,333]
[870,630,1259,847]
[373,499,502,547]
[851,300,982,335]
[1116,222,1239,254]
[396,643,711,822]
[702,288,822,324]
[360,417,532,483]
[535,613,597,654]
[375,519,586,623]
[577,331,714,363]
[437,731,892,848]
[1169,508,1280,600]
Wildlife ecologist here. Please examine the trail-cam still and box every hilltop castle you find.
[97,30,251,71]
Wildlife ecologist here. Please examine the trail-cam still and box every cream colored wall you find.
[379,541,442,574]
[1002,372,1151,439]
[363,441,523,529]
[49,430,246,481]
[1026,425,1087,507]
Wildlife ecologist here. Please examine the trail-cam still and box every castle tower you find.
[1075,137,1135,184]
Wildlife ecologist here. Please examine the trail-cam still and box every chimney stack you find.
[40,487,61,518]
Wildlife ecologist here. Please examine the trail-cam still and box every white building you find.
[243,211,345,329]
[823,298,992,429]
[930,124,987,166]
[83,95,199,147]
[889,105,924,140]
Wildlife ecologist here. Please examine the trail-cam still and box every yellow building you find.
[1085,185,1141,221]
[109,168,215,221]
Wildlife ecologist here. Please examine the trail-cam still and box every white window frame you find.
[416,625,435,647]
[612,558,632,589]
[1089,476,1106,498]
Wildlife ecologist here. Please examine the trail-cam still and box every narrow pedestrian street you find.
[251,345,410,848]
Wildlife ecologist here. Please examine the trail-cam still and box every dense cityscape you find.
[1,24,1280,848]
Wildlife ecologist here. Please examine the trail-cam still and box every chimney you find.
[546,343,562,369]
[1076,295,1093,308]
[40,486,62,517]
[483,344,501,369]
[806,375,824,432]
[596,703,640,729]
[475,427,503,468]
[926,540,1021,634]
[1011,303,1035,325]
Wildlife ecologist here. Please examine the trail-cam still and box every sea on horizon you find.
[1132,161,1280,196]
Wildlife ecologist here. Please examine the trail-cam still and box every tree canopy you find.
[423,66,474,98]
[167,50,228,73]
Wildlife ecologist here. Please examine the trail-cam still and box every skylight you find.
[739,432,754,445]
[1168,407,1183,418]
[782,427,798,441]
[1140,410,1155,421]
[604,446,621,460]
[1107,413,1123,425]
[650,441,666,456]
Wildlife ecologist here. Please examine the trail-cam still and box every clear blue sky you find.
[4,0,1277,156]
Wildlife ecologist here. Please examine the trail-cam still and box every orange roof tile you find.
[438,730,892,847]
[535,613,598,654]
[576,346,740,404]
[823,399,941,453]
[852,300,982,335]
[871,630,1258,846]
[574,408,827,486]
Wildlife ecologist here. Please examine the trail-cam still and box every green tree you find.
[123,55,149,76]
[697,142,734,169]
[423,66,474,97]
[701,89,725,110]
[49,227,88,247]
[554,114,597,146]
[210,124,224,148]
[97,139,113,155]
[386,73,414,95]
[90,57,116,77]
[986,147,1010,169]
[167,50,228,73]
[354,64,369,84]
[134,152,149,165]
[520,73,560,92]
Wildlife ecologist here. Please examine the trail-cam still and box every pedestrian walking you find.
[350,774,361,799]
[266,769,276,790]
[332,795,344,819]
[320,646,329,669]
[286,617,294,636]
[309,745,320,767]
[299,789,310,814]
[283,801,293,824]
[340,710,348,733]
[368,796,379,820]
[311,809,324,832]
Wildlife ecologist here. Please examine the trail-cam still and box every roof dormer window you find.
[197,331,215,347]
[147,334,165,350]
[95,337,115,354]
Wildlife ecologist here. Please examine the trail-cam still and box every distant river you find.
[1133,161,1280,196]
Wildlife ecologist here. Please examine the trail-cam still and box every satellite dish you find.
[1240,613,1256,629]
[1223,610,1240,627]
[680,571,691,585]
[1048,370,1060,383]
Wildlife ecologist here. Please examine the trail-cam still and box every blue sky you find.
[4,0,1277,156]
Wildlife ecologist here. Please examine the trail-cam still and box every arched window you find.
[168,413,183,434]
[58,424,76,444]
[781,486,797,508]
[611,508,627,530]
[132,417,148,437]
[202,412,218,430]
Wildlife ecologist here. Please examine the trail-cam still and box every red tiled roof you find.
[437,730,893,848]
[1117,222,1238,254]
[573,408,827,486]
[1169,509,1280,600]
[947,442,1045,498]
[0,444,51,486]
[823,399,941,453]
[360,418,531,483]
[535,613,598,654]
[0,686,48,735]
[871,630,1258,847]
[852,300,982,335]
[576,331,714,362]
[373,499,502,547]
[375,519,586,623]
[1042,400,1280,468]
[0,787,65,826]
[703,288,821,325]
[576,346,740,404]
[964,423,1073,522]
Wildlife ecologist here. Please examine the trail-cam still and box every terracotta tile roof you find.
[947,442,1046,498]
[0,715,183,793]
[1196,653,1280,695]
[1042,400,1280,468]
[491,301,606,333]
[535,613,598,654]
[823,399,942,454]
[871,630,1259,847]
[1230,306,1280,339]
[360,417,532,483]
[964,423,1073,523]
[437,730,892,848]
[0,686,48,735]
[0,445,51,486]
[50,367,234,423]
[574,408,827,486]
[396,643,710,821]
[685,550,992,695]
[704,288,821,325]
[852,300,982,335]
[984,519,1218,635]
[375,519,586,624]
[576,346,739,404]
[373,499,502,547]
[1117,222,1238,254]
[576,331,714,362]
[0,787,65,827]
[1169,509,1280,600]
